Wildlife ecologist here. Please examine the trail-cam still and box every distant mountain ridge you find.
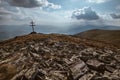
[1,25,120,40]
[75,29,120,48]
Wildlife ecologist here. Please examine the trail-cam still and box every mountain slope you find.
[75,29,120,48]
[0,33,120,80]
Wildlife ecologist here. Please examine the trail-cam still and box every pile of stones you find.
[0,34,120,80]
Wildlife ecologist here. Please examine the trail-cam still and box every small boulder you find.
[86,59,105,73]
[70,60,88,80]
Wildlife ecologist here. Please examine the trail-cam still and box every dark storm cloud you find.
[110,13,120,19]
[72,7,99,20]
[5,0,46,8]
[4,0,61,9]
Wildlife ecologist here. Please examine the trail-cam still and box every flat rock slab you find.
[70,60,88,80]
[86,59,105,72]
[114,55,120,62]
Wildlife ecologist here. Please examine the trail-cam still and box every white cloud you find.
[0,0,62,25]
[104,19,120,26]
[87,0,111,3]
[0,0,120,28]
[72,7,99,20]
[71,7,120,27]
[47,3,61,9]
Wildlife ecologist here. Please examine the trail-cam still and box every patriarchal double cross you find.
[30,20,36,32]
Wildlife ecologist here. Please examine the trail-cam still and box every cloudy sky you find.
[0,0,120,38]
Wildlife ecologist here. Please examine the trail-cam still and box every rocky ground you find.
[0,33,120,80]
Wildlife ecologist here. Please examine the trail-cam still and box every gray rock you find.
[0,34,119,80]
[70,60,88,80]
[114,55,120,62]
[86,59,105,73]
[105,65,115,73]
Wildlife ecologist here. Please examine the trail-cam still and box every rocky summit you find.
[0,33,120,80]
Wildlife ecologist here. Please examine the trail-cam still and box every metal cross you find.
[30,20,36,32]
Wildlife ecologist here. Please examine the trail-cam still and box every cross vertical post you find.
[30,20,36,32]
